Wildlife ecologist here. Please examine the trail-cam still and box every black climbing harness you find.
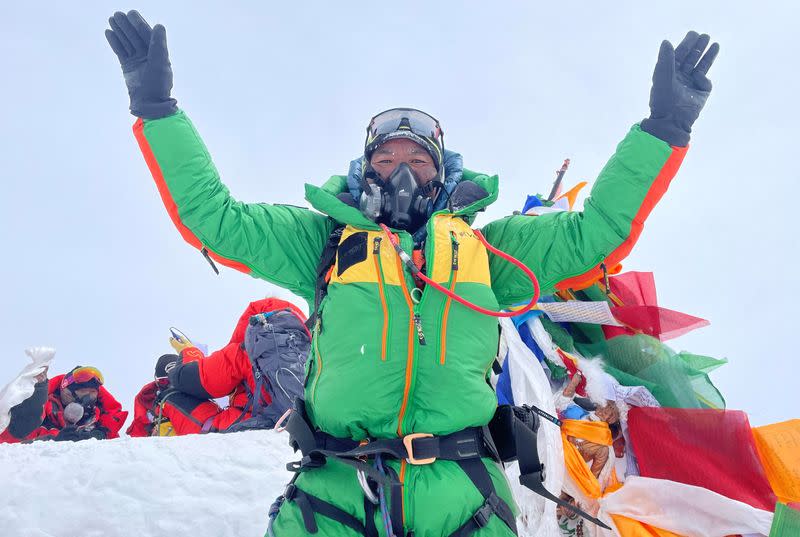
[267,401,609,536]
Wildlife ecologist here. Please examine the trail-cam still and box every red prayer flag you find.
[628,407,776,511]
[607,272,709,341]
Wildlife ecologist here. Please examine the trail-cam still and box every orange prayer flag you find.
[611,515,684,537]
[562,431,603,500]
[562,419,613,445]
[561,420,614,500]
[753,419,800,504]
[555,181,589,210]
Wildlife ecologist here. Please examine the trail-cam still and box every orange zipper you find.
[439,273,458,365]
[310,325,323,405]
[393,240,417,437]
[373,237,390,361]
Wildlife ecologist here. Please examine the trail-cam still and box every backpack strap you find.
[306,225,345,330]
[448,458,517,537]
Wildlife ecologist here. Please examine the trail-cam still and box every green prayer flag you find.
[770,503,800,536]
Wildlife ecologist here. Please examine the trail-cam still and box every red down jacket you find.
[26,375,128,440]
[126,380,163,437]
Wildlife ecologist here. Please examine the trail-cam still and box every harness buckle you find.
[472,503,492,528]
[472,492,501,528]
[283,483,298,501]
[403,433,436,465]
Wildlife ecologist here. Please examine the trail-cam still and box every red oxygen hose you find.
[379,224,540,317]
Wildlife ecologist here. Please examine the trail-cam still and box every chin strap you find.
[379,224,540,318]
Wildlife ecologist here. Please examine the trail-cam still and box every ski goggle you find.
[367,108,443,140]
[61,366,104,390]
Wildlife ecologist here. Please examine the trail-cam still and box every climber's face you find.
[369,138,438,193]
[61,387,99,406]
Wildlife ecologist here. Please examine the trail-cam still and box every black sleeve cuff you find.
[167,361,213,400]
[640,117,690,147]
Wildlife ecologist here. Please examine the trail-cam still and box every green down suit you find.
[133,110,686,537]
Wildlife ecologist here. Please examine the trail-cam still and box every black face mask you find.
[359,163,434,232]
[78,394,97,409]
[67,391,97,420]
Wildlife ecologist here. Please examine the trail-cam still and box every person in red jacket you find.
[163,297,308,433]
[127,354,177,437]
[28,366,128,442]
[127,353,224,437]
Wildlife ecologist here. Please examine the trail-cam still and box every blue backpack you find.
[227,309,310,432]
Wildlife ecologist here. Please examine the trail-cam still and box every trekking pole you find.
[546,158,571,202]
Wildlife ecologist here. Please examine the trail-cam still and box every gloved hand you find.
[104,10,178,119]
[53,426,82,442]
[169,335,194,354]
[155,386,178,406]
[640,31,719,147]
[54,426,107,442]
[86,427,108,441]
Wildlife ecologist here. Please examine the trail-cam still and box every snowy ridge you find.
[0,430,294,537]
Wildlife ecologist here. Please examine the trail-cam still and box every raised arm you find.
[483,32,718,308]
[105,11,333,302]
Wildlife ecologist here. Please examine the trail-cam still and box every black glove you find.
[155,386,178,406]
[53,426,82,442]
[86,427,108,440]
[53,426,107,442]
[641,31,719,147]
[105,11,178,119]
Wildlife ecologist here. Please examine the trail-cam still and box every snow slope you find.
[0,430,294,537]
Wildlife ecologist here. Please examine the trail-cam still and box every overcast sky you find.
[1,2,796,427]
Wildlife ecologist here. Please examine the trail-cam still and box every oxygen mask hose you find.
[379,224,540,317]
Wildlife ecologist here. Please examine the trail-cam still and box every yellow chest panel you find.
[328,215,491,288]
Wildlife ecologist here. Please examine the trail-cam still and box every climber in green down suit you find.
[105,10,718,537]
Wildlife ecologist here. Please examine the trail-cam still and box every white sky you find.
[1,2,797,427]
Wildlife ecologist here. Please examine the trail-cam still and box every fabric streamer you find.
[753,420,800,504]
[605,271,710,341]
[537,301,622,326]
[499,317,564,537]
[627,407,776,511]
[561,419,615,501]
[769,503,800,536]
[599,476,774,537]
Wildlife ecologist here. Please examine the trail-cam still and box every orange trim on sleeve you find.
[555,145,687,291]
[132,119,251,275]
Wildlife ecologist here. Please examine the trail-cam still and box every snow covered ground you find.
[0,430,294,537]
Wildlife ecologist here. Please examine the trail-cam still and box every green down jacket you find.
[133,110,686,536]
